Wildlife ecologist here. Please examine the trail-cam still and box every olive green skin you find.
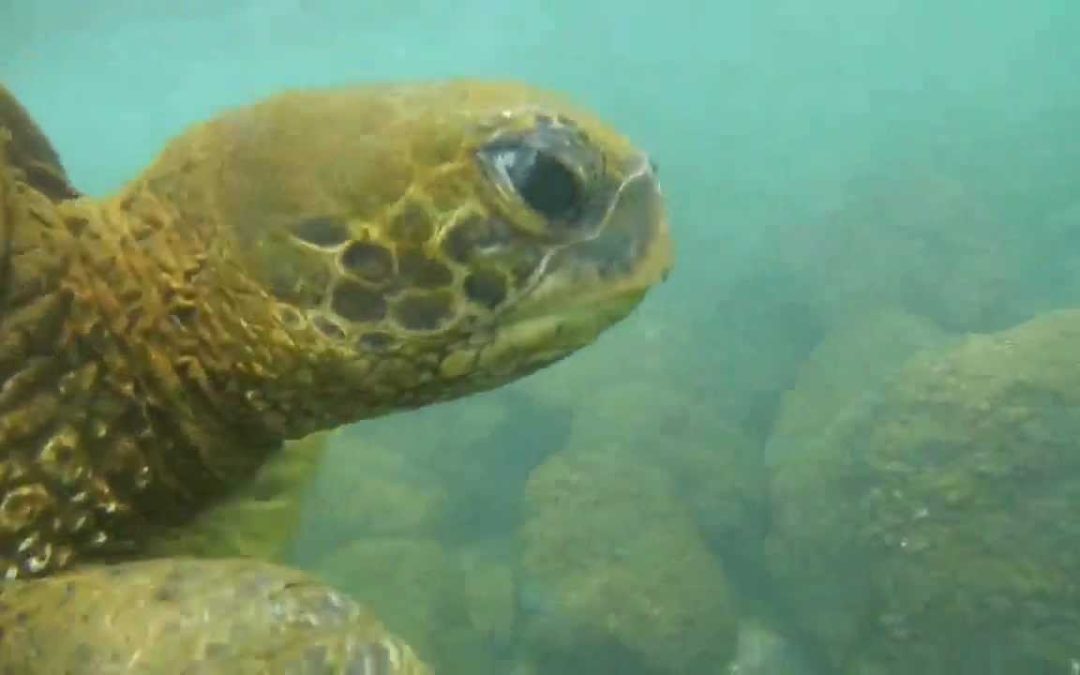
[0,81,672,672]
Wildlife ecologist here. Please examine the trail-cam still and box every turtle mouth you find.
[475,299,638,378]
[569,153,673,287]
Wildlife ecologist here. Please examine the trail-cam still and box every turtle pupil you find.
[497,146,582,222]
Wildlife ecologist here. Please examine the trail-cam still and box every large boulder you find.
[729,620,818,675]
[525,315,769,559]
[289,440,448,563]
[767,309,951,466]
[314,537,500,674]
[767,310,1080,673]
[520,447,738,674]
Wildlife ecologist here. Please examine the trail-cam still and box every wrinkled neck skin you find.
[0,167,305,578]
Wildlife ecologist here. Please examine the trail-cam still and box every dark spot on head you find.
[442,216,512,263]
[331,281,387,323]
[391,292,455,331]
[357,331,396,353]
[398,249,453,288]
[464,269,508,309]
[341,242,394,283]
[42,439,76,466]
[291,216,350,247]
[313,316,346,340]
[388,202,433,243]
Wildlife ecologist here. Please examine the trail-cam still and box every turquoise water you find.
[6,1,1080,672]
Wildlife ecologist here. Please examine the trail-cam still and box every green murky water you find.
[7,1,1080,672]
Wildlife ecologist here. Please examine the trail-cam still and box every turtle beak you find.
[497,151,673,328]
[586,153,674,289]
[540,153,674,308]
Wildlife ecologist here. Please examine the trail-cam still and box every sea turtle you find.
[0,80,673,673]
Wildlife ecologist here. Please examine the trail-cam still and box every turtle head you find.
[134,81,672,433]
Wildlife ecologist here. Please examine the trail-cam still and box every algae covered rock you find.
[457,541,518,652]
[767,309,1080,673]
[314,539,453,653]
[289,437,448,562]
[298,387,571,547]
[528,283,820,443]
[520,448,738,674]
[767,309,951,466]
[730,620,817,675]
[662,424,767,555]
[525,315,769,558]
[561,377,767,554]
[313,537,500,674]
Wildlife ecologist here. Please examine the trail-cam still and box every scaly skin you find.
[0,81,673,671]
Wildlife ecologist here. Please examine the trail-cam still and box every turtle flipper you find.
[0,557,431,674]
[0,85,79,201]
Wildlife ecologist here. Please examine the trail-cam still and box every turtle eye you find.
[484,143,583,222]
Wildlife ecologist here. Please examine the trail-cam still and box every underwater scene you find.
[4,0,1080,673]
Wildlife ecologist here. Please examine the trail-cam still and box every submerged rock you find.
[528,280,821,444]
[456,540,518,656]
[526,315,770,561]
[313,537,499,674]
[767,309,1080,673]
[729,620,818,675]
[303,387,571,547]
[289,440,448,565]
[520,448,738,674]
[767,309,951,466]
